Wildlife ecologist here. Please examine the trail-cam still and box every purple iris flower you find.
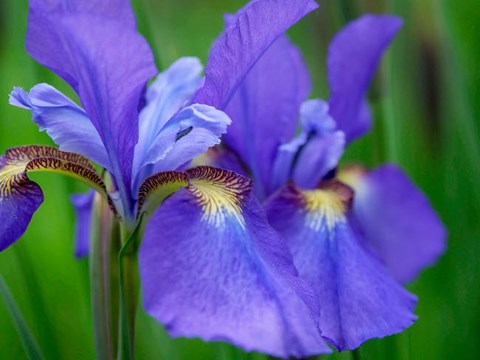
[0,0,335,357]
[200,14,446,350]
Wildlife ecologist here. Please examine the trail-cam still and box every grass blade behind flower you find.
[0,275,45,360]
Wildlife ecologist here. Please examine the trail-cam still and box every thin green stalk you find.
[0,275,45,360]
[352,348,362,360]
[117,221,144,360]
[90,193,121,360]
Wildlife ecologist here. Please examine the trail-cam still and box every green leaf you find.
[0,275,45,360]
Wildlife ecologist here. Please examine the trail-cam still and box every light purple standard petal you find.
[340,164,446,283]
[9,85,110,169]
[223,35,312,200]
[140,167,330,358]
[271,100,344,192]
[133,104,231,192]
[191,0,318,110]
[71,190,95,259]
[0,161,43,252]
[264,183,417,350]
[134,57,204,170]
[293,130,345,189]
[26,1,157,209]
[328,15,403,142]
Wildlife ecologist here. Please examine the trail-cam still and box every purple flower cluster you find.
[0,0,445,358]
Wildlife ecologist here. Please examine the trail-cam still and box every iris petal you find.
[293,131,345,189]
[271,100,344,192]
[328,15,403,142]
[223,35,312,199]
[192,0,318,110]
[133,104,231,191]
[9,84,110,169]
[0,146,111,252]
[339,164,446,283]
[134,57,204,173]
[139,167,331,358]
[191,148,248,177]
[27,0,157,206]
[264,182,417,350]
[0,155,43,252]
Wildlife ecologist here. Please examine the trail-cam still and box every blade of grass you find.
[0,275,45,360]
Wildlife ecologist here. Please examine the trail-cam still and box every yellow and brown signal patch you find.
[136,171,189,218]
[0,145,112,210]
[290,180,353,232]
[186,167,251,228]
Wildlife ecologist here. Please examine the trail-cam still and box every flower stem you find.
[90,192,120,360]
[117,222,143,360]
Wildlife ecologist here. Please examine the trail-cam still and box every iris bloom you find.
[0,0,336,358]
[200,15,446,350]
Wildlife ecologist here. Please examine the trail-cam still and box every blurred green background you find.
[1,0,479,359]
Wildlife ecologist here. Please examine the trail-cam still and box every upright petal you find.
[328,15,403,142]
[271,133,309,193]
[140,167,330,358]
[264,182,417,350]
[9,85,110,169]
[26,0,157,208]
[71,190,95,258]
[271,100,344,192]
[29,0,138,26]
[133,104,231,191]
[191,0,318,110]
[339,165,446,283]
[134,57,204,172]
[293,131,345,189]
[223,35,312,199]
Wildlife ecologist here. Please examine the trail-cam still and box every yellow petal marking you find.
[301,181,353,232]
[187,167,250,229]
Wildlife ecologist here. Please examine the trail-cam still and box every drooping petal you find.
[136,171,188,220]
[71,190,95,258]
[264,182,417,350]
[223,35,312,200]
[0,155,43,252]
[27,0,157,207]
[339,164,446,283]
[328,15,403,142]
[140,167,331,358]
[134,57,203,172]
[0,146,111,252]
[133,104,231,191]
[191,0,318,110]
[9,85,110,169]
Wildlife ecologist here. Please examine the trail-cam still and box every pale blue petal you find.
[135,57,204,169]
[293,131,345,189]
[133,104,230,191]
[9,84,110,169]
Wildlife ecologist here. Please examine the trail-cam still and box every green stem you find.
[352,348,362,360]
[117,222,143,360]
[90,193,120,360]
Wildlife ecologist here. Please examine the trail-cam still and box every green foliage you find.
[1,0,479,359]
